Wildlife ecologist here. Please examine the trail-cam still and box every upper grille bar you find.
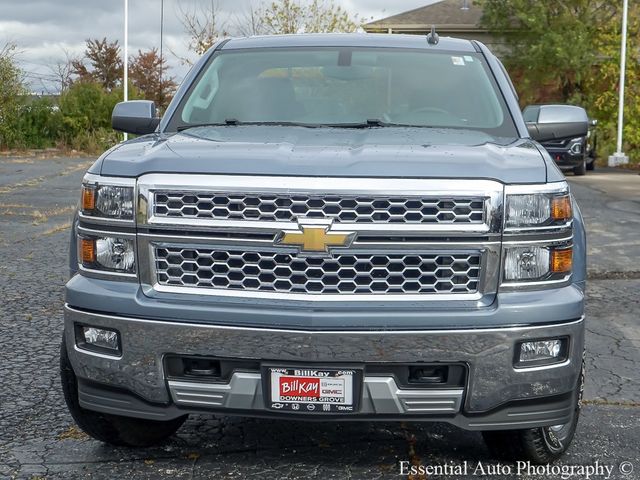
[154,192,485,224]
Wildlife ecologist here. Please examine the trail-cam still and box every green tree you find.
[0,43,27,149]
[479,0,640,162]
[577,6,640,159]
[478,0,619,102]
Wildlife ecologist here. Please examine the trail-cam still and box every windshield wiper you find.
[325,119,430,129]
[321,119,389,128]
[177,119,432,131]
[177,120,325,131]
[177,120,238,131]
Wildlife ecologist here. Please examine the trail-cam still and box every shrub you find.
[58,81,140,152]
[0,48,27,149]
[15,97,62,149]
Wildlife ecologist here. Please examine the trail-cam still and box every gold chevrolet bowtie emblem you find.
[276,222,355,254]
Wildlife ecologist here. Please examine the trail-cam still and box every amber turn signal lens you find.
[81,238,96,264]
[551,248,572,273]
[551,195,572,221]
[82,185,96,212]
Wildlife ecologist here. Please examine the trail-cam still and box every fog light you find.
[516,338,567,367]
[76,325,121,355]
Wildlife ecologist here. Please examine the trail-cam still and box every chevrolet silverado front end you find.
[61,34,587,463]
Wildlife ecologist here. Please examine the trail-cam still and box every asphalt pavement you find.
[0,155,638,479]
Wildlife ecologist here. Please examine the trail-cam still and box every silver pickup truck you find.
[60,33,587,463]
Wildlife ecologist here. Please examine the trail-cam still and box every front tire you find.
[482,359,585,464]
[60,338,187,447]
[573,159,587,176]
[586,158,595,171]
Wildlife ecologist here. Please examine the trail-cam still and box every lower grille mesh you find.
[154,247,481,295]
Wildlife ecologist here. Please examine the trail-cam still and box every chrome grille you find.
[154,247,481,295]
[153,192,485,224]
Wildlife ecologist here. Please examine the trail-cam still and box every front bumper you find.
[543,148,585,169]
[64,305,584,430]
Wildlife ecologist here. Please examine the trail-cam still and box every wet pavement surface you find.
[0,155,638,479]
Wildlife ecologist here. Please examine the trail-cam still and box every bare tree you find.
[234,3,267,36]
[178,1,362,53]
[260,0,304,34]
[48,48,75,93]
[258,0,360,35]
[304,0,361,33]
[0,41,19,60]
[174,0,227,64]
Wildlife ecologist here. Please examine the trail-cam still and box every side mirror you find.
[590,119,598,127]
[524,105,589,143]
[112,100,160,135]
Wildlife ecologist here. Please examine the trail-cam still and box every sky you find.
[0,0,439,93]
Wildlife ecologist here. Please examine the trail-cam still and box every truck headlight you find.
[503,245,572,282]
[568,137,584,155]
[82,184,134,219]
[504,246,549,281]
[505,192,572,229]
[502,184,575,288]
[79,235,136,273]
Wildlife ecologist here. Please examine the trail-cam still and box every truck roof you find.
[220,33,478,52]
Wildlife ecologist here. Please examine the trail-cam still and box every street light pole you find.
[609,0,629,166]
[160,0,164,110]
[123,0,129,141]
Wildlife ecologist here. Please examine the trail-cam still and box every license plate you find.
[265,367,361,413]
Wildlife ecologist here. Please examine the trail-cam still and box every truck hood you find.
[98,126,547,183]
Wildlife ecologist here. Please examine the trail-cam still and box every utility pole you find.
[609,0,629,166]
[160,0,165,110]
[123,0,129,141]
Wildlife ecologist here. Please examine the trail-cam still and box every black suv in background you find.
[523,105,597,175]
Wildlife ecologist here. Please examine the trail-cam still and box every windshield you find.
[167,47,517,137]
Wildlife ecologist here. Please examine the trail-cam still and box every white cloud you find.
[2,0,439,92]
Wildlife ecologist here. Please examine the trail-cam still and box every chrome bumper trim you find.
[169,373,260,409]
[363,377,463,414]
[167,374,464,415]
